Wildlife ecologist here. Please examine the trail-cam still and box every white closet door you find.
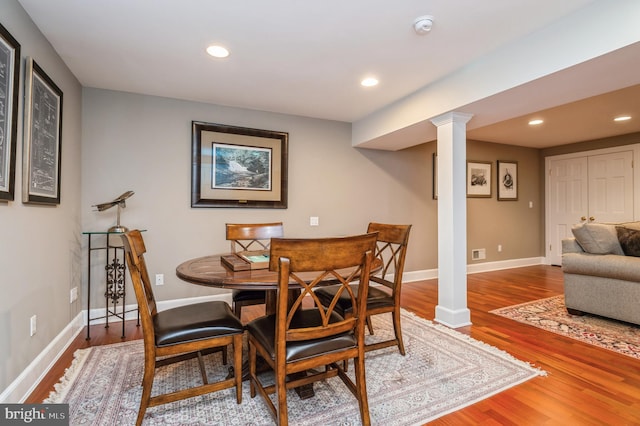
[588,151,634,224]
[546,149,634,266]
[547,156,588,265]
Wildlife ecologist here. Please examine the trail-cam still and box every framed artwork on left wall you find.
[23,57,63,205]
[0,22,21,201]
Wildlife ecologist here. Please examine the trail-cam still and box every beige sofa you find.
[561,222,640,326]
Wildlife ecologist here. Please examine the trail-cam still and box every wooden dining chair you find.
[315,223,412,355]
[246,233,377,426]
[121,230,244,426]
[226,222,284,319]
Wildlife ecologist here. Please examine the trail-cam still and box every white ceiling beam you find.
[353,0,640,150]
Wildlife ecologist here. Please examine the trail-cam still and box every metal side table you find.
[82,230,142,339]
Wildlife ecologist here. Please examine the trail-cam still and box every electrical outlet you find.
[310,216,319,226]
[70,287,78,303]
[155,274,164,286]
[498,244,502,252]
[30,315,37,337]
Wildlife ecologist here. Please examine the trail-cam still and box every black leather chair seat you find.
[246,309,356,362]
[154,301,243,347]
[232,289,266,302]
[315,284,394,316]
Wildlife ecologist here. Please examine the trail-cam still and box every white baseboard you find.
[0,312,84,403]
[402,268,439,282]
[1,293,232,403]
[466,256,545,274]
[403,257,545,282]
[2,257,544,403]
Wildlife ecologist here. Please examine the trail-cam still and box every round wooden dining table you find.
[176,253,382,315]
[176,253,304,316]
[176,254,281,289]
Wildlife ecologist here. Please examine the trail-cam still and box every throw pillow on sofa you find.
[571,222,624,255]
[616,226,640,256]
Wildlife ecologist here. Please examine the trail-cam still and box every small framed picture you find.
[467,161,492,198]
[497,160,518,201]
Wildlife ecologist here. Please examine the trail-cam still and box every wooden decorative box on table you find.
[220,250,270,271]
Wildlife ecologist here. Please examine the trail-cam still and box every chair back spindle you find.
[226,222,284,252]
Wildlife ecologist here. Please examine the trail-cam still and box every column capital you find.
[430,111,473,127]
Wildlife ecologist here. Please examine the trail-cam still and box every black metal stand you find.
[84,231,139,340]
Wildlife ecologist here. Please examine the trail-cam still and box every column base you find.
[434,305,472,328]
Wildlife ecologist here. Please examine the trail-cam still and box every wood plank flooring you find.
[26,265,640,425]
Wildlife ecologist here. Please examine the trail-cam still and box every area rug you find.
[491,295,640,359]
[46,310,545,425]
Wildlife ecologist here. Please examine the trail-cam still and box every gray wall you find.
[81,89,438,304]
[81,88,545,308]
[0,1,82,394]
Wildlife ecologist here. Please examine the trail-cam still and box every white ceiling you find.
[17,0,640,148]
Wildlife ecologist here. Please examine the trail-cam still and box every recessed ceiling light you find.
[614,115,632,122]
[206,45,229,58]
[361,77,379,87]
[528,119,544,126]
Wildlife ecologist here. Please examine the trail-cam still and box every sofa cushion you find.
[571,222,624,255]
[562,252,640,282]
[616,226,640,256]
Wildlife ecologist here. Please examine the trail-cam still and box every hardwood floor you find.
[27,265,640,425]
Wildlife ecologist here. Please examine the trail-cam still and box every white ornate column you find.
[430,112,473,328]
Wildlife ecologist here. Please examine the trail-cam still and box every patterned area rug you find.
[46,310,545,425]
[491,295,640,359]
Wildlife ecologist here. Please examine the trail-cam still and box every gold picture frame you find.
[191,121,288,208]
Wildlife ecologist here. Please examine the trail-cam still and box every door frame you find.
[544,143,640,265]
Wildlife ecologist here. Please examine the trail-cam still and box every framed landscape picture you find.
[23,57,63,205]
[191,121,288,208]
[467,161,492,198]
[497,160,518,200]
[0,22,20,201]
